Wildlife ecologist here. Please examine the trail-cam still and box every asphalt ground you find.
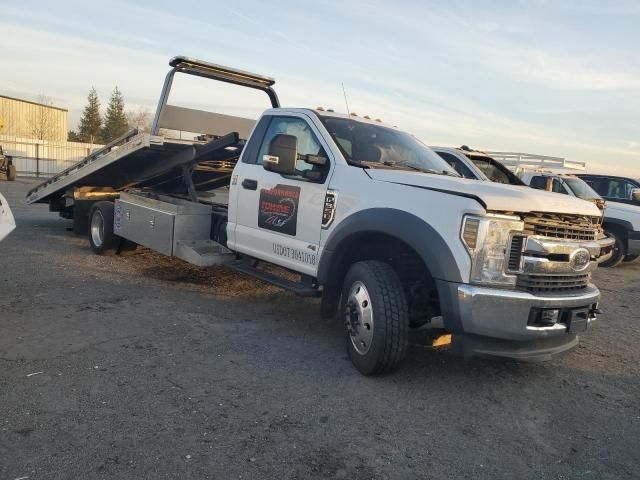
[1,178,639,479]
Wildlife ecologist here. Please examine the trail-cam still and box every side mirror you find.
[263,134,297,175]
[631,188,640,201]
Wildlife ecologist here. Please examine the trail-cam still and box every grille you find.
[508,235,525,271]
[523,213,598,241]
[517,273,590,293]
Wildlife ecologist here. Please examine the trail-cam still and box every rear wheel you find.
[88,201,118,255]
[624,254,639,263]
[600,231,625,268]
[341,261,409,375]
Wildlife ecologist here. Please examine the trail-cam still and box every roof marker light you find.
[316,106,325,111]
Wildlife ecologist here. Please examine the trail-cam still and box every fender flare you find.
[317,208,463,285]
[603,217,633,235]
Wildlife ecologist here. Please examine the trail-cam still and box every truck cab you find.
[225,107,608,371]
[577,174,640,207]
[27,57,612,375]
[431,146,525,186]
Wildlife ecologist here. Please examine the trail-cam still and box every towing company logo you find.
[258,184,300,236]
[569,248,591,272]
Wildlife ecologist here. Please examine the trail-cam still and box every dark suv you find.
[578,174,640,207]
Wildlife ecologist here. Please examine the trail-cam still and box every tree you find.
[101,86,128,144]
[30,94,57,141]
[67,130,81,142]
[126,106,152,133]
[78,87,102,144]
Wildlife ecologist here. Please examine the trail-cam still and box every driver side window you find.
[257,116,328,182]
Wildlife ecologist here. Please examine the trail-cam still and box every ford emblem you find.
[569,248,591,272]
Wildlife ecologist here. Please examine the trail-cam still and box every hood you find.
[367,169,602,216]
[0,193,16,242]
[605,201,640,229]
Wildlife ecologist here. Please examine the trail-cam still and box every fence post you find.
[35,143,40,178]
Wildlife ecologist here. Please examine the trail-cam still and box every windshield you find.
[468,156,524,185]
[319,116,459,176]
[563,177,602,201]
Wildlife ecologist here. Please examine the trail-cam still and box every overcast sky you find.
[1,0,638,175]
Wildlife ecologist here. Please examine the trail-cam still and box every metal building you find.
[0,95,68,142]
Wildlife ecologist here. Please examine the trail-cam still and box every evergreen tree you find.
[77,87,102,144]
[101,86,128,144]
[67,130,81,142]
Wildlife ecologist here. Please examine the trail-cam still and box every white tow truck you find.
[28,57,609,375]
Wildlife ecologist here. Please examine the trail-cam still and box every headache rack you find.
[27,56,278,206]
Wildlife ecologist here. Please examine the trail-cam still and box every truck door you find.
[231,113,332,276]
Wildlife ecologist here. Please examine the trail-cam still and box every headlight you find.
[461,214,524,287]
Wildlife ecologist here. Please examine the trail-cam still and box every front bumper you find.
[437,280,600,361]
[596,235,616,264]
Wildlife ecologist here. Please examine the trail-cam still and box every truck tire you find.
[88,201,118,255]
[7,164,16,181]
[624,255,639,263]
[600,230,625,268]
[341,260,409,375]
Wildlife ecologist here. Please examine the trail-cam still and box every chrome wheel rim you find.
[90,210,104,248]
[345,281,374,355]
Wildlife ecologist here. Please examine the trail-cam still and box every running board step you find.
[229,262,321,297]
[175,240,234,267]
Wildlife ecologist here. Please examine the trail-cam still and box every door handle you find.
[242,179,258,190]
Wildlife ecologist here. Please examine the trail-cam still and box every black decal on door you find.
[258,184,300,236]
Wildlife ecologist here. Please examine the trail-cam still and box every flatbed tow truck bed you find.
[26,129,242,207]
[26,56,279,210]
[24,56,279,268]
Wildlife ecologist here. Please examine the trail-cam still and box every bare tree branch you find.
[30,94,57,141]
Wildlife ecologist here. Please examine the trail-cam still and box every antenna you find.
[341,82,351,115]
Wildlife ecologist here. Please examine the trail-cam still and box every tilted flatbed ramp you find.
[26,130,242,205]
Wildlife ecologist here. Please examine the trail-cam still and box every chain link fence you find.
[0,135,102,177]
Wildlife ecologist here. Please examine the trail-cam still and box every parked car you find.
[578,174,640,207]
[431,149,618,266]
[519,172,639,268]
[431,146,525,185]
[0,192,16,242]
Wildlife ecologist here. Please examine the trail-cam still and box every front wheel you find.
[341,261,409,375]
[600,231,625,268]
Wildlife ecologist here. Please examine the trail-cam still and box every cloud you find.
[468,42,640,91]
[1,2,638,178]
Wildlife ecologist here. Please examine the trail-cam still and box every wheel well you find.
[324,232,440,320]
